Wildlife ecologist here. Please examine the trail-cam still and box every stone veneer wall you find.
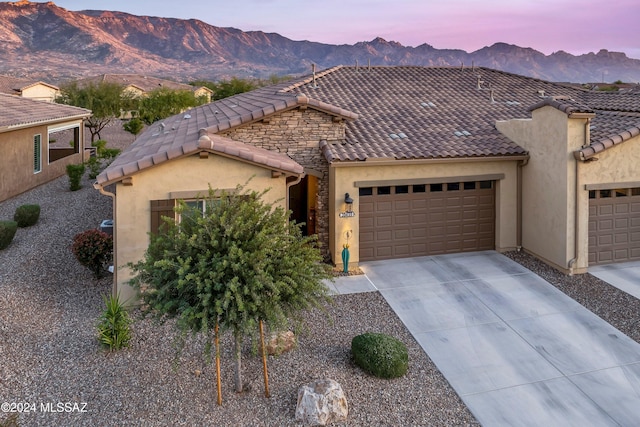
[221,108,346,259]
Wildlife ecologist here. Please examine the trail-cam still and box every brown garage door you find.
[588,188,640,265]
[359,181,495,261]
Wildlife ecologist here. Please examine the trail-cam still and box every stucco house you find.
[1,93,91,201]
[95,66,640,300]
[0,75,60,102]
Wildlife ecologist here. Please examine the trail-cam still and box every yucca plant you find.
[97,294,131,351]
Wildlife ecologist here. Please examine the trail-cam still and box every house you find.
[94,66,640,301]
[1,93,92,201]
[0,75,60,102]
[75,74,213,103]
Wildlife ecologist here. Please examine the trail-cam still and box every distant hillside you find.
[1,1,640,83]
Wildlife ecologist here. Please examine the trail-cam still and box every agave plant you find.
[97,294,131,351]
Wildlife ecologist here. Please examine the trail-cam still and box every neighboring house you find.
[95,66,640,300]
[75,74,213,102]
[0,75,60,102]
[0,93,91,201]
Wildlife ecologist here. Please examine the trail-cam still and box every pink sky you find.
[48,0,640,59]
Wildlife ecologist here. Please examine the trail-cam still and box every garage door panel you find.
[589,190,640,265]
[360,181,495,261]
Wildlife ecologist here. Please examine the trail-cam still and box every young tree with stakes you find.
[129,184,332,403]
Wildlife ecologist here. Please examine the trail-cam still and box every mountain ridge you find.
[1,1,639,84]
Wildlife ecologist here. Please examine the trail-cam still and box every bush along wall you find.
[14,204,40,227]
[66,163,86,191]
[0,220,18,250]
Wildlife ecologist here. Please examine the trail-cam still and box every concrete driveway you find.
[330,251,640,426]
[590,261,640,300]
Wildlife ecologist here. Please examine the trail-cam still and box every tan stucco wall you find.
[111,153,289,302]
[21,84,59,102]
[0,120,85,202]
[577,132,640,270]
[497,106,590,272]
[328,159,520,268]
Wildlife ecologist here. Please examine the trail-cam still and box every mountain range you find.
[1,1,640,84]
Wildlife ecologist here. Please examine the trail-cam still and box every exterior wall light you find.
[344,193,354,213]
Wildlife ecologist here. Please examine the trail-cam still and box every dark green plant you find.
[13,204,40,227]
[66,163,86,191]
[0,220,18,250]
[91,140,107,157]
[101,148,121,161]
[86,156,102,180]
[129,184,332,393]
[71,229,113,279]
[123,117,144,137]
[97,293,132,351]
[351,332,408,379]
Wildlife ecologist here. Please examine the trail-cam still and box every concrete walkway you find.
[328,251,640,426]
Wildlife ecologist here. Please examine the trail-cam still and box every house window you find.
[359,187,373,196]
[33,134,42,173]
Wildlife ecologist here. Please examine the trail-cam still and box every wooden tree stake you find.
[259,320,271,398]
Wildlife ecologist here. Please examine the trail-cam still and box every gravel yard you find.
[2,122,639,426]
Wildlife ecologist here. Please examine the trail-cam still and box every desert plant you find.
[351,332,408,379]
[123,117,144,137]
[0,220,18,250]
[101,148,121,161]
[71,229,113,279]
[91,139,107,157]
[13,204,41,228]
[97,293,131,351]
[86,156,102,179]
[66,163,86,191]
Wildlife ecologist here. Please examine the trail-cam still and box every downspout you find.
[286,174,304,212]
[568,118,591,275]
[516,157,529,250]
[94,181,117,296]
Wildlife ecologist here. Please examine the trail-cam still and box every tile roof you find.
[97,120,303,185]
[0,75,58,95]
[284,66,595,161]
[75,74,210,94]
[99,65,640,181]
[0,93,91,130]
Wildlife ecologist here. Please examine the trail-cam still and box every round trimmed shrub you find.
[71,229,113,279]
[351,332,408,379]
[14,204,41,227]
[0,220,18,250]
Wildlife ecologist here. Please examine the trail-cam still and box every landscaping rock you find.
[295,379,348,426]
[266,330,296,355]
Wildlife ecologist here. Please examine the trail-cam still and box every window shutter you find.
[150,199,176,234]
[33,135,41,173]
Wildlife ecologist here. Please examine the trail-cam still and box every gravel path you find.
[2,123,639,426]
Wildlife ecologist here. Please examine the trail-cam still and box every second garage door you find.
[589,187,640,265]
[359,181,495,261]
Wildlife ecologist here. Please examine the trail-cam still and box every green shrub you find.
[71,229,113,279]
[86,156,102,180]
[97,293,131,351]
[0,221,18,250]
[101,148,121,161]
[14,204,40,227]
[91,139,107,157]
[351,332,408,379]
[66,163,85,191]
